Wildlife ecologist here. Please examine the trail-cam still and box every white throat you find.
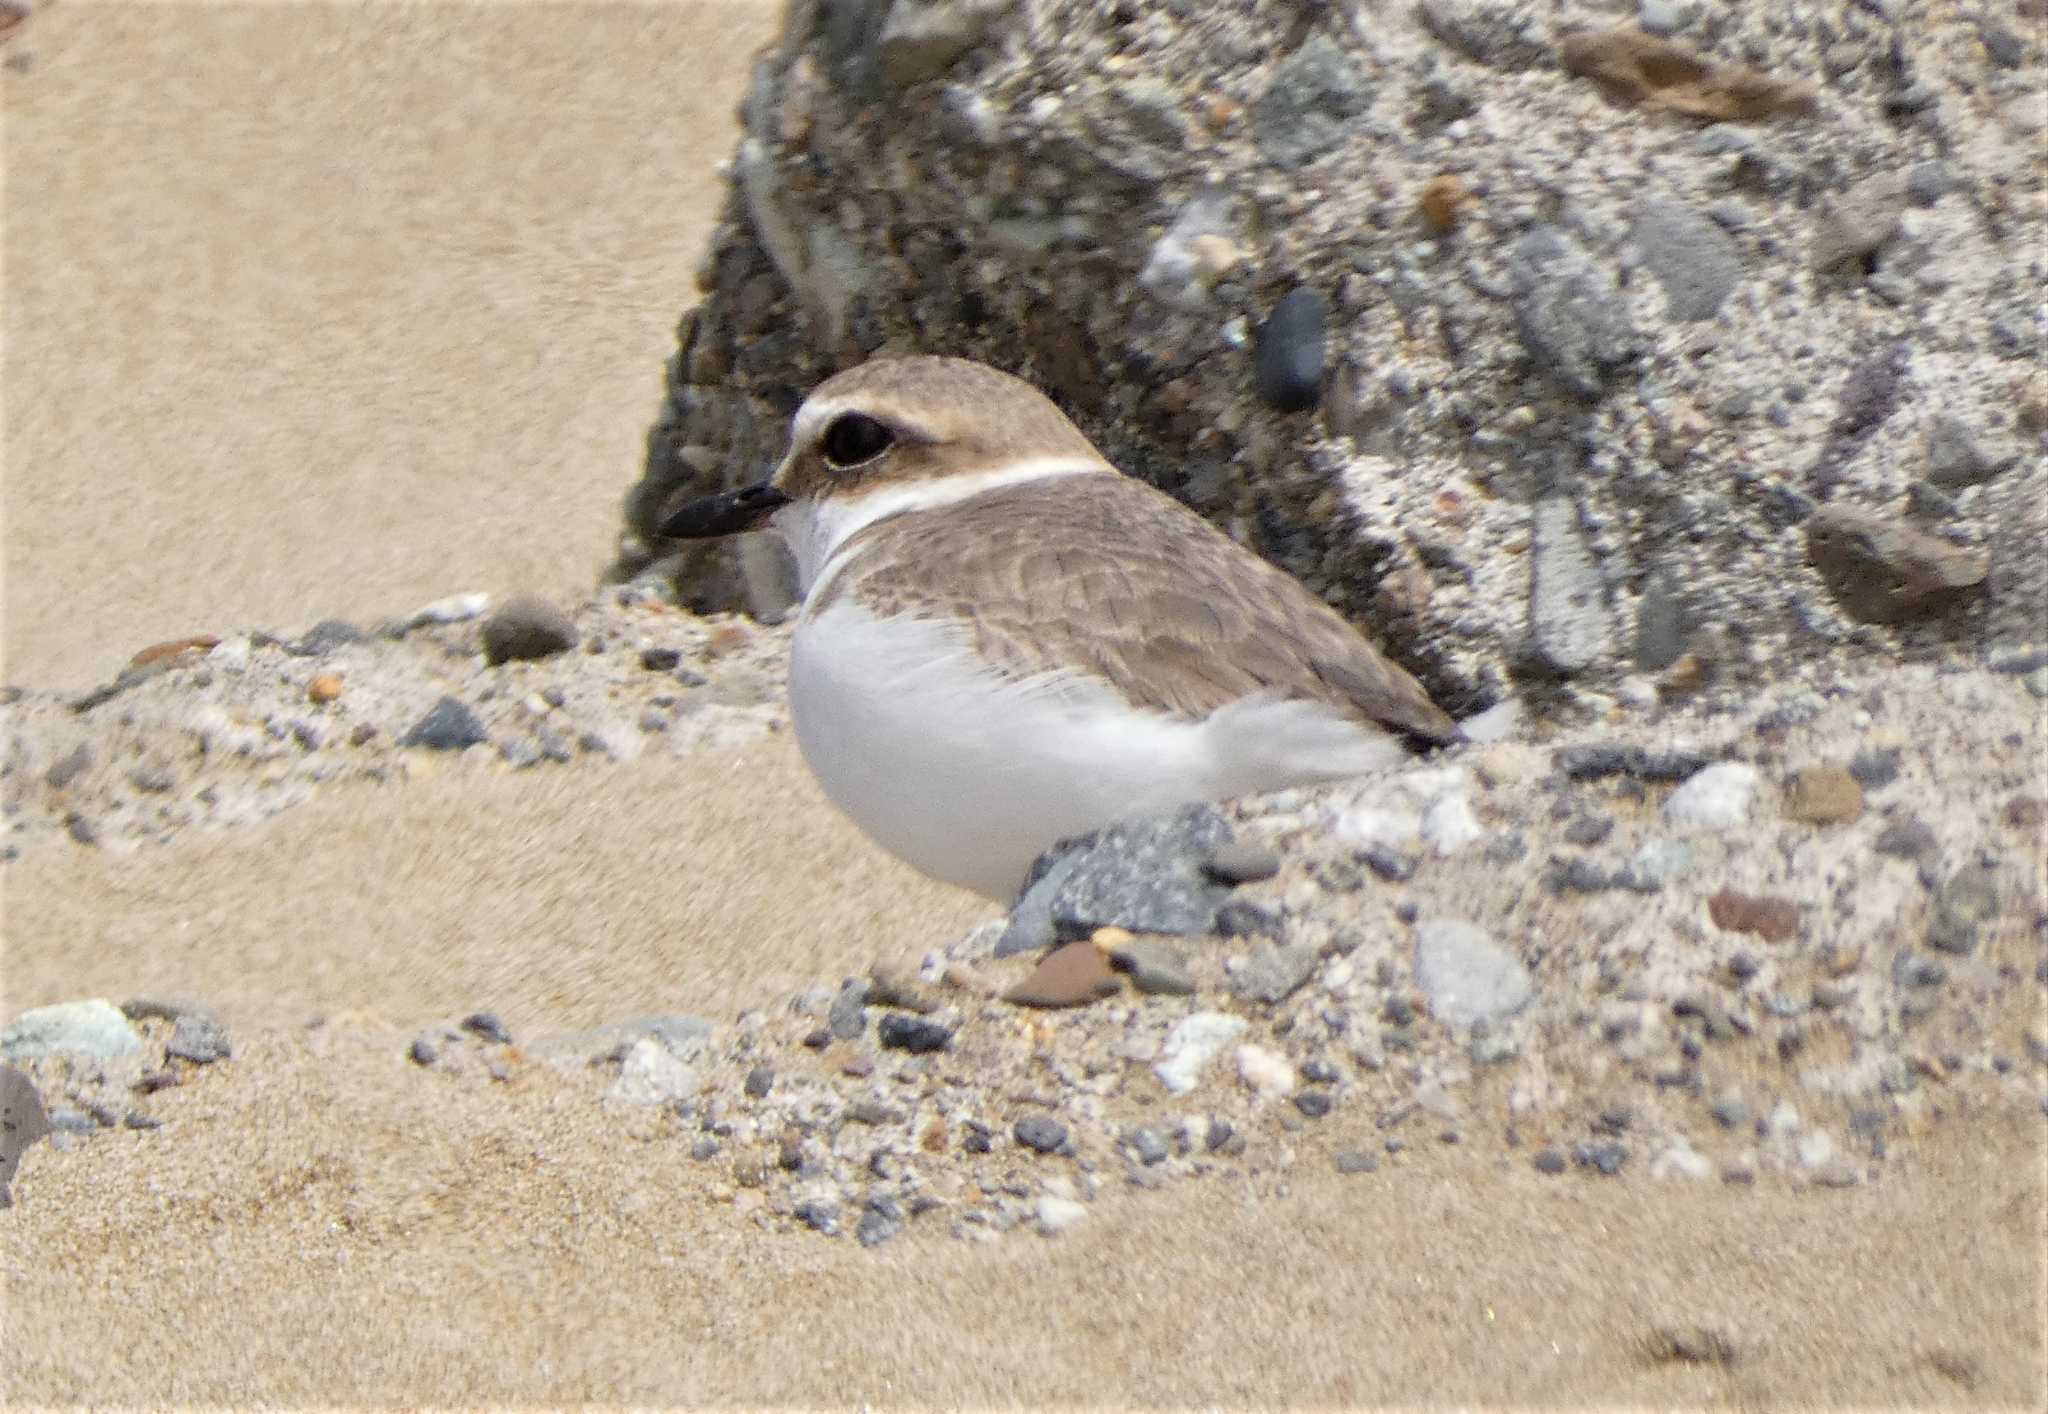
[771,458,1111,601]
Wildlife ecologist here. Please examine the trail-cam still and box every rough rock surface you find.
[616,1,2043,713]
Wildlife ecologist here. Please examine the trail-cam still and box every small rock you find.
[1108,938,1197,997]
[1805,507,1988,625]
[1925,416,2013,489]
[1204,841,1280,885]
[1,1000,143,1063]
[1236,1043,1297,1100]
[1414,919,1533,1030]
[480,596,579,665]
[1510,226,1637,401]
[742,1065,774,1099]
[1154,1012,1248,1094]
[1875,817,1938,861]
[306,674,344,704]
[1253,286,1327,412]
[1036,1195,1088,1236]
[1126,1127,1169,1166]
[794,1199,841,1236]
[1926,864,1998,956]
[1031,806,1235,942]
[407,1037,438,1067]
[1783,765,1864,825]
[1,1066,52,1206]
[1214,898,1284,940]
[296,619,365,655]
[1293,1089,1334,1119]
[640,647,682,671]
[459,1012,512,1045]
[1335,1148,1379,1175]
[607,1038,697,1105]
[1533,1148,1568,1175]
[44,743,95,790]
[876,1015,953,1053]
[856,1198,905,1247]
[165,1014,232,1065]
[1013,1114,1068,1154]
[1251,34,1370,169]
[1848,748,1902,789]
[1707,890,1800,943]
[1006,941,1121,1008]
[399,696,490,751]
[1666,762,1763,829]
[876,0,1012,90]
[1419,792,1483,856]
[1632,196,1741,321]
[395,592,489,634]
[1528,496,1617,675]
[1230,942,1319,1005]
[828,981,868,1040]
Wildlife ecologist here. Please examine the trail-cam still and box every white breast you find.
[787,597,1406,899]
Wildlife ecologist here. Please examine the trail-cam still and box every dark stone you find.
[1293,1089,1334,1118]
[1631,197,1742,322]
[1126,1127,1169,1165]
[1848,748,1902,789]
[1253,286,1328,412]
[1360,844,1416,882]
[1214,898,1285,940]
[1633,567,1687,671]
[1251,35,1371,169]
[743,1065,774,1098]
[400,696,490,751]
[479,596,578,665]
[1563,812,1615,847]
[295,619,366,655]
[640,647,683,671]
[829,980,868,1040]
[794,1199,841,1237]
[1013,1114,1069,1154]
[857,1196,905,1247]
[1510,226,1638,401]
[460,1012,512,1045]
[1573,1141,1630,1175]
[1554,744,1711,782]
[877,1015,953,1053]
[1203,841,1281,885]
[166,1015,233,1066]
[1875,817,1937,860]
[44,743,95,790]
[1026,805,1236,943]
[407,1037,438,1067]
[1533,1148,1568,1175]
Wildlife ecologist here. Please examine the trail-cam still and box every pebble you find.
[1413,919,1534,1030]
[1033,806,1235,944]
[1013,1114,1068,1154]
[1665,762,1763,829]
[857,1197,905,1247]
[743,1065,774,1098]
[480,596,579,665]
[1335,1148,1378,1174]
[1631,196,1741,321]
[1203,841,1281,885]
[1509,226,1637,401]
[1848,748,1902,790]
[1874,818,1938,861]
[1006,941,1121,1008]
[1229,942,1319,1005]
[1,1066,51,1204]
[828,981,868,1040]
[166,1014,232,1065]
[460,1012,512,1045]
[44,743,95,790]
[1706,890,1800,943]
[1,1000,143,1062]
[607,1038,697,1106]
[408,1037,438,1067]
[399,696,489,751]
[1154,1012,1248,1094]
[395,592,490,634]
[1213,898,1284,941]
[1293,1089,1333,1119]
[794,1199,840,1237]
[1925,416,2012,490]
[1925,865,1998,956]
[1527,496,1617,675]
[1533,1148,1568,1175]
[1035,1195,1088,1236]
[1108,938,1197,997]
[1804,507,1988,625]
[1126,1127,1169,1166]
[1783,764,1864,824]
[1253,286,1327,413]
[1250,34,1370,169]
[1235,1043,1297,1100]
[876,1015,953,1053]
[1419,793,1483,856]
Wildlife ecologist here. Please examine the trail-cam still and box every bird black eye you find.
[820,412,894,469]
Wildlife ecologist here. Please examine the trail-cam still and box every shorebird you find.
[663,356,1457,898]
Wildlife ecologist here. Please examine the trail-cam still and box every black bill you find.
[660,483,792,539]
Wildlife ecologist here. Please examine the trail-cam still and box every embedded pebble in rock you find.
[399,696,490,751]
[1253,286,1327,413]
[1203,841,1280,886]
[828,981,868,1040]
[1125,1127,1169,1166]
[1925,865,1998,956]
[44,743,95,790]
[1108,938,1197,997]
[1413,920,1533,1030]
[1804,507,1988,626]
[165,1015,232,1066]
[1924,416,2013,490]
[743,1065,774,1098]
[1527,497,1617,676]
[1,1066,51,1206]
[1419,792,1483,856]
[1036,1195,1088,1236]
[1783,764,1864,825]
[480,596,579,665]
[1293,1090,1333,1119]
[1509,226,1637,401]
[1,1000,143,1062]
[1810,171,1908,273]
[1006,942,1120,1009]
[1154,1012,1248,1095]
[1874,818,1938,861]
[1665,763,1763,829]
[1705,890,1801,943]
[1250,34,1369,170]
[606,1038,698,1105]
[876,1015,952,1053]
[875,0,1011,90]
[1631,196,1741,322]
[1229,942,1319,1006]
[1235,1044,1296,1101]
[1034,806,1235,944]
[1013,1114,1068,1155]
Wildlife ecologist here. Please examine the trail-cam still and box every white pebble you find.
[1665,762,1763,829]
[1796,1129,1835,1169]
[1153,1012,1247,1094]
[1650,1141,1713,1181]
[1235,1043,1297,1100]
[1036,1196,1089,1236]
[1420,793,1483,856]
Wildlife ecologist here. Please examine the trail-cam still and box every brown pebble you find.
[1007,941,1123,1009]
[1821,942,1864,978]
[705,622,751,656]
[129,635,219,668]
[1706,889,1800,943]
[1805,506,1988,626]
[1417,174,1470,234]
[1783,764,1864,825]
[1558,25,1815,121]
[307,674,344,704]
[2004,796,2046,832]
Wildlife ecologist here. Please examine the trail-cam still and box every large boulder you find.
[614,1,2045,712]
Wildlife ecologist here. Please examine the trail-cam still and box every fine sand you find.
[3,4,2044,1407]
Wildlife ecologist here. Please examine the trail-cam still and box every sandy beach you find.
[3,3,2043,1406]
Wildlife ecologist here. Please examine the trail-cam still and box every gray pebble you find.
[1253,287,1327,413]
[1231,941,1320,1005]
[1528,496,1617,676]
[1293,1090,1333,1119]
[1251,35,1370,169]
[1574,1141,1630,1176]
[1203,841,1281,885]
[794,1199,840,1237]
[1109,939,1197,997]
[44,743,96,790]
[1533,1148,1568,1175]
[1126,1127,1169,1166]
[743,1065,774,1098]
[460,1012,512,1045]
[1335,1148,1379,1175]
[1032,805,1235,943]
[857,1196,905,1247]
[829,981,868,1040]
[1875,818,1938,861]
[1414,918,1534,1030]
[1926,864,1999,955]
[1631,196,1741,322]
[1013,1114,1068,1154]
[1849,748,1902,789]
[128,762,177,794]
[400,696,489,751]
[166,1015,233,1065]
[66,814,100,847]
[877,1015,952,1053]
[1360,844,1416,882]
[1510,227,1638,401]
[640,647,682,671]
[480,596,578,665]
[1214,898,1284,941]
[295,619,365,655]
[691,1137,721,1161]
[407,1037,438,1066]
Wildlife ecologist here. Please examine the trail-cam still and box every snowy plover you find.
[663,356,1458,899]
